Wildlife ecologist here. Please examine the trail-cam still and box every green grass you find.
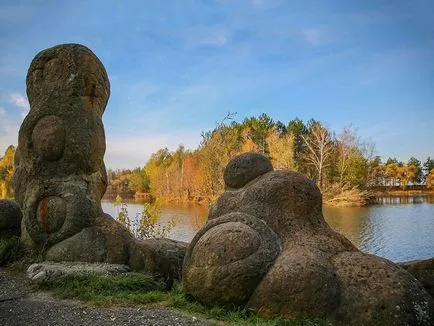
[36,273,167,305]
[34,273,328,326]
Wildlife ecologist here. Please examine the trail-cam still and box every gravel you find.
[0,269,213,326]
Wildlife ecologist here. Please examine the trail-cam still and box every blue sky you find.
[0,0,433,169]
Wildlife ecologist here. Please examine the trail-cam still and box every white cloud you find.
[7,92,30,119]
[8,92,29,110]
[0,106,5,117]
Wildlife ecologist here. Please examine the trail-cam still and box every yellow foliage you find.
[266,128,295,170]
[0,145,15,199]
[427,169,434,189]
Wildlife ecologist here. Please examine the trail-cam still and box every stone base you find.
[27,261,130,282]
[38,213,187,284]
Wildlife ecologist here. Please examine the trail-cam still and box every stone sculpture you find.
[13,44,185,281]
[183,152,433,325]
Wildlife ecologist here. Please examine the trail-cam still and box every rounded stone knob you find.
[224,152,273,189]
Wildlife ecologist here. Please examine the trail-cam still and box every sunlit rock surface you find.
[13,44,185,281]
[183,152,433,325]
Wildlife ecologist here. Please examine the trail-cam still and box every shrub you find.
[114,195,176,239]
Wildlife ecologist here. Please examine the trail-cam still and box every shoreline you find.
[103,190,434,208]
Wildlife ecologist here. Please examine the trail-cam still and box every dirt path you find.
[0,269,213,326]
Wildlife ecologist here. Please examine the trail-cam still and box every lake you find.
[101,195,434,263]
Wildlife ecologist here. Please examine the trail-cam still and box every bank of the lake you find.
[102,195,434,263]
[104,188,434,209]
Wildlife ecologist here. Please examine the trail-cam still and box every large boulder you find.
[13,43,186,281]
[183,152,433,325]
[0,199,22,238]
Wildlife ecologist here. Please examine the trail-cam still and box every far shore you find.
[102,188,434,208]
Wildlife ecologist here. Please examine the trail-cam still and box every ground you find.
[0,269,211,326]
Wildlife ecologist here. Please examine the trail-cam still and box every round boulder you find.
[0,200,22,237]
[224,152,273,189]
[183,212,281,307]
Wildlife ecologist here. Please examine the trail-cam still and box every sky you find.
[0,0,433,169]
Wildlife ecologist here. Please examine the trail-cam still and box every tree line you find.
[1,114,434,201]
[108,113,434,202]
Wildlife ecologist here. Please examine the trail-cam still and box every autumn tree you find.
[169,145,188,198]
[336,126,359,187]
[266,127,295,170]
[301,121,333,191]
[0,145,15,198]
[397,165,416,190]
[128,167,149,193]
[366,156,384,187]
[145,148,173,197]
[239,126,260,153]
[407,157,423,184]
[423,157,434,184]
[197,116,242,198]
[384,158,401,187]
[182,154,203,200]
[426,169,434,189]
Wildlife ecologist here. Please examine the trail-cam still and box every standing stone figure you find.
[14,43,114,259]
[13,44,185,278]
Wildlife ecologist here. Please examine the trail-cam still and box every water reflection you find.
[102,197,434,262]
[376,195,434,205]
[323,201,434,262]
[159,203,208,242]
[322,207,368,248]
[101,201,208,243]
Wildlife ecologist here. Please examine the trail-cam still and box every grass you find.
[33,272,328,325]
[36,273,167,306]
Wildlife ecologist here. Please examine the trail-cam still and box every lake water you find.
[101,195,434,263]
